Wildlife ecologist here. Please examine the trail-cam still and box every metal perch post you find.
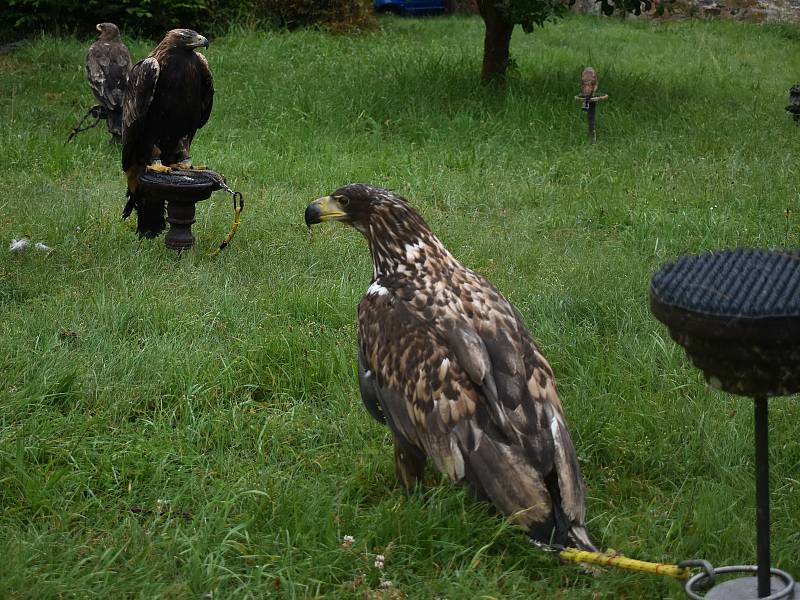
[575,94,609,142]
[575,66,608,142]
[650,248,800,600]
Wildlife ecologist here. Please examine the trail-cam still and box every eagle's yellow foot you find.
[146,162,172,174]
[168,160,207,171]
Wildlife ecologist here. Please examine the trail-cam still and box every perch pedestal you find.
[137,170,224,251]
[575,94,608,142]
[650,248,800,600]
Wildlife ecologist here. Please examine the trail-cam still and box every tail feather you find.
[528,507,596,552]
[122,190,166,238]
[565,524,597,552]
[122,191,136,220]
[541,469,597,552]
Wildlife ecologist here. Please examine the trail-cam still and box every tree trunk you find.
[477,0,514,82]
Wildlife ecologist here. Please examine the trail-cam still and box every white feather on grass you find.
[9,238,30,252]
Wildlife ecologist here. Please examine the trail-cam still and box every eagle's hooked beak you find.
[189,34,209,49]
[305,196,347,226]
[96,23,102,32]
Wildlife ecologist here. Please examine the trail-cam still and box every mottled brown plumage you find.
[85,23,131,138]
[121,28,214,237]
[305,184,596,551]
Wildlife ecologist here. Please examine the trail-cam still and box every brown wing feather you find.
[195,52,214,130]
[358,274,594,550]
[121,57,159,172]
[86,41,131,111]
[359,292,559,533]
[466,273,594,549]
[359,293,480,479]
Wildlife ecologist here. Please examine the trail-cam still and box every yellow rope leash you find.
[558,548,691,580]
[210,191,244,257]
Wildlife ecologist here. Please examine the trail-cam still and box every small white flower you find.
[34,241,52,253]
[379,577,393,588]
[9,238,30,252]
[374,554,385,570]
[341,535,355,549]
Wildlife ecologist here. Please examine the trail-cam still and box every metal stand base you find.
[165,200,197,250]
[686,566,796,600]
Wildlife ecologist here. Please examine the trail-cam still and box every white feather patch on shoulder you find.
[404,240,424,261]
[367,282,389,296]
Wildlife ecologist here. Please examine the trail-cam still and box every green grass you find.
[2,14,800,599]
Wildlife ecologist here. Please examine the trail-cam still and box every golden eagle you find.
[121,29,214,237]
[85,23,131,139]
[305,184,596,551]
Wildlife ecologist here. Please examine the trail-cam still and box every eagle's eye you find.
[337,196,350,207]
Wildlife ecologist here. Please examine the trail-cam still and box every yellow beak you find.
[305,196,347,225]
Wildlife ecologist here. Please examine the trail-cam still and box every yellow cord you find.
[210,196,243,257]
[558,548,690,580]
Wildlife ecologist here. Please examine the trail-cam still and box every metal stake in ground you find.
[575,67,608,142]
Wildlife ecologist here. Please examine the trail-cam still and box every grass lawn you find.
[1,13,800,599]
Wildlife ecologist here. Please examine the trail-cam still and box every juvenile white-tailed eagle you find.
[122,28,214,237]
[305,184,596,551]
[85,23,131,139]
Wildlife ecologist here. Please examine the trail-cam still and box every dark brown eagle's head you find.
[305,183,445,275]
[304,184,399,231]
[95,22,121,41]
[162,28,209,51]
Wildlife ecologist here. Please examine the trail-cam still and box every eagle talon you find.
[146,162,172,174]
[168,162,207,171]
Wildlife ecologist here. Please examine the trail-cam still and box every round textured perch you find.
[136,169,224,250]
[650,248,800,600]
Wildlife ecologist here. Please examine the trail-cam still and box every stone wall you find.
[570,0,800,21]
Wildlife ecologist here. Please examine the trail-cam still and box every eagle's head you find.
[164,28,209,50]
[304,184,403,231]
[305,183,446,276]
[95,22,121,41]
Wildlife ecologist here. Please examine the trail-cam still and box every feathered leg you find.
[168,136,206,171]
[145,145,171,174]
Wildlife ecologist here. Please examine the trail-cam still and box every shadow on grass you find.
[335,52,708,145]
